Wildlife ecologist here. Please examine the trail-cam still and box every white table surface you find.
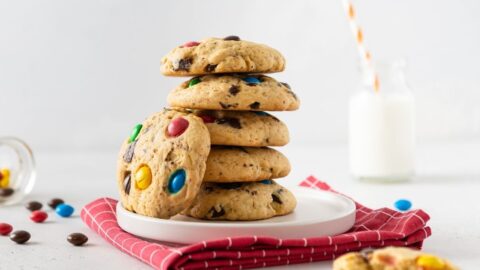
[1,141,479,269]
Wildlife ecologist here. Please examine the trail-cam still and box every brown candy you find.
[10,230,31,244]
[0,188,14,197]
[249,102,260,109]
[25,201,43,211]
[223,35,240,41]
[67,233,88,246]
[48,198,65,209]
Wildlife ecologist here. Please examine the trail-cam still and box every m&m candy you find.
[0,223,13,236]
[416,254,446,269]
[135,165,152,190]
[181,41,200,48]
[128,124,143,142]
[242,77,261,85]
[260,179,273,185]
[394,199,412,211]
[0,168,10,188]
[167,117,189,137]
[188,77,201,87]
[168,169,186,194]
[56,204,75,217]
[30,210,48,223]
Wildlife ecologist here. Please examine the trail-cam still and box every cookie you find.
[161,36,285,76]
[168,74,299,111]
[333,247,458,270]
[190,110,289,147]
[204,146,290,182]
[117,109,210,219]
[182,180,296,220]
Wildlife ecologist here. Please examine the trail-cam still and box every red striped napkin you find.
[80,176,431,269]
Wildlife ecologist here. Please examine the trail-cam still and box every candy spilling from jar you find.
[0,168,14,198]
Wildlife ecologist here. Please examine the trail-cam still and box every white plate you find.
[117,187,356,244]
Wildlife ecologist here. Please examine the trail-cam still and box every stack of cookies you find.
[117,36,300,221]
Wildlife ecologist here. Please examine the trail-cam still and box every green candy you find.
[128,124,142,142]
[188,77,201,87]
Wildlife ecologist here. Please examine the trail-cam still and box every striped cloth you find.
[80,176,431,269]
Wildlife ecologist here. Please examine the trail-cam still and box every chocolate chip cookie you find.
[188,109,289,147]
[117,109,210,219]
[168,74,299,111]
[204,146,290,182]
[161,36,285,76]
[182,180,296,220]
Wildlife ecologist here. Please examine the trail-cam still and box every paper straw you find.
[341,0,380,92]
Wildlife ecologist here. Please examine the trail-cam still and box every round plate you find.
[117,187,356,244]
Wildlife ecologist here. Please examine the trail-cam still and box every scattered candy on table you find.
[0,223,13,235]
[47,198,64,209]
[128,124,143,143]
[0,187,14,197]
[67,233,88,246]
[56,204,75,217]
[9,230,30,244]
[135,165,152,190]
[0,168,11,188]
[30,210,48,223]
[25,201,43,211]
[394,199,412,211]
[168,169,186,194]
[242,77,261,85]
[167,117,189,137]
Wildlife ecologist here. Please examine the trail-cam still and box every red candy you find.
[181,41,200,48]
[167,117,189,137]
[200,115,216,123]
[30,210,48,223]
[0,223,13,235]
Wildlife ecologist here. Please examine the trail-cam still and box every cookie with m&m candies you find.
[117,109,210,219]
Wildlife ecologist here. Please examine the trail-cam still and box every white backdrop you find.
[1,0,479,151]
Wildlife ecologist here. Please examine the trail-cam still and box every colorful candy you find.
[56,204,74,217]
[188,77,201,87]
[200,115,216,123]
[67,233,88,246]
[260,179,273,185]
[254,111,268,116]
[0,223,13,235]
[9,230,30,244]
[0,168,10,188]
[416,254,446,269]
[167,117,189,137]
[129,124,143,143]
[394,199,412,211]
[181,41,200,48]
[30,210,48,223]
[224,35,240,41]
[168,169,186,194]
[0,188,14,197]
[242,77,261,85]
[47,198,64,209]
[135,165,152,190]
[25,201,43,211]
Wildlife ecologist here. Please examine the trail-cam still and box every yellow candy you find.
[0,168,10,188]
[135,165,152,190]
[416,254,445,270]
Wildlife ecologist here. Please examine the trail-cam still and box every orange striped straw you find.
[342,0,380,92]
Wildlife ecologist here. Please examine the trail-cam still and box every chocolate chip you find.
[48,198,64,209]
[0,188,14,197]
[67,233,88,246]
[215,182,244,189]
[25,201,42,212]
[281,82,291,89]
[123,140,137,163]
[249,102,260,109]
[174,58,192,71]
[272,194,283,204]
[228,85,240,96]
[209,206,226,218]
[251,190,258,195]
[219,102,237,109]
[10,230,30,244]
[223,35,240,41]
[123,173,131,195]
[204,64,217,72]
[215,117,241,129]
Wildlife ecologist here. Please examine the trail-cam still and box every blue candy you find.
[242,77,261,85]
[253,111,268,116]
[260,179,273,185]
[56,204,74,217]
[168,169,186,194]
[394,199,412,211]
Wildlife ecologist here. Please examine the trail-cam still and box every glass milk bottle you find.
[0,137,36,205]
[349,61,415,182]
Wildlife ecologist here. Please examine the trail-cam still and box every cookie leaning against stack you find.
[116,36,299,221]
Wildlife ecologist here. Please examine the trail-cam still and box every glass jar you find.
[349,60,415,182]
[0,137,36,205]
